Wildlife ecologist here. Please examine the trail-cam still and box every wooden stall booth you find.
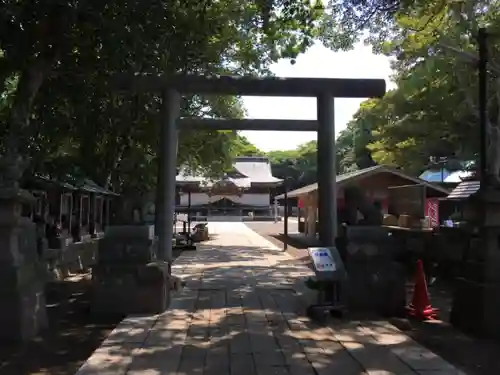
[385,183,444,230]
[278,165,450,241]
[383,183,447,267]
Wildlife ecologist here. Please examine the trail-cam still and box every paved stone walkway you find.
[76,222,466,375]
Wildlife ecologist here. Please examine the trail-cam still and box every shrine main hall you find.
[175,156,282,219]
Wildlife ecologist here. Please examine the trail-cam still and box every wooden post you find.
[187,190,192,230]
[59,193,63,227]
[105,198,110,227]
[284,188,288,250]
[69,193,73,238]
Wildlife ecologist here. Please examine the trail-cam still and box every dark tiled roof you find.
[275,166,381,199]
[31,175,119,196]
[275,165,450,199]
[447,181,480,200]
[79,179,120,196]
[33,174,76,190]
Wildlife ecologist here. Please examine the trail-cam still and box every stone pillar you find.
[450,28,500,338]
[156,89,180,266]
[450,193,500,337]
[0,188,47,341]
[316,94,337,246]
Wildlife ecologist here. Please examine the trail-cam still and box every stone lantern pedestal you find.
[450,188,500,338]
[0,187,47,341]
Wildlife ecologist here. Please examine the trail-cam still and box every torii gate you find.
[112,74,386,269]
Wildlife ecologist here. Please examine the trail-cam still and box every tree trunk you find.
[6,59,52,157]
[0,61,14,103]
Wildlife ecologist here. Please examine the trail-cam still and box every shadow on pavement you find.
[0,276,123,375]
[247,224,500,375]
[0,249,187,375]
[78,241,474,375]
[78,285,463,375]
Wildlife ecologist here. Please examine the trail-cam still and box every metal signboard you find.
[307,246,346,282]
[309,248,337,272]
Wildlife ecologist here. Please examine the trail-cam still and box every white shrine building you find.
[175,156,282,218]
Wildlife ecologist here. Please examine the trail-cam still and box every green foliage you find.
[266,137,363,191]
[267,142,318,188]
[0,0,330,194]
[261,131,376,191]
[340,0,500,175]
[6,0,486,194]
[231,135,265,158]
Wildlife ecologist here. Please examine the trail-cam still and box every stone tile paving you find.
[75,222,467,375]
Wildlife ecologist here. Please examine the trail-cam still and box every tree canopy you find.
[227,0,500,189]
[238,1,500,184]
[2,0,493,194]
[0,0,326,194]
[338,0,498,175]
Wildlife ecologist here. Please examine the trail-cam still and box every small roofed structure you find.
[438,180,481,226]
[276,165,450,237]
[176,156,282,219]
[446,180,480,200]
[419,168,452,183]
[444,170,474,184]
[23,174,119,245]
[17,173,120,285]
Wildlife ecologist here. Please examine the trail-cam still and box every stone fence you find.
[43,237,101,281]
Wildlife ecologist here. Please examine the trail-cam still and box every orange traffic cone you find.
[406,260,439,320]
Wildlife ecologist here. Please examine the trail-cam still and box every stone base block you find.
[450,277,500,339]
[91,262,170,315]
[104,225,154,239]
[97,237,157,265]
[345,261,407,317]
[44,239,101,281]
[0,280,47,342]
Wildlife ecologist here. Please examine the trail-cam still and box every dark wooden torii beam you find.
[111,74,386,98]
[178,119,319,131]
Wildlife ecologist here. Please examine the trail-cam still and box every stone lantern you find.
[0,155,47,341]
